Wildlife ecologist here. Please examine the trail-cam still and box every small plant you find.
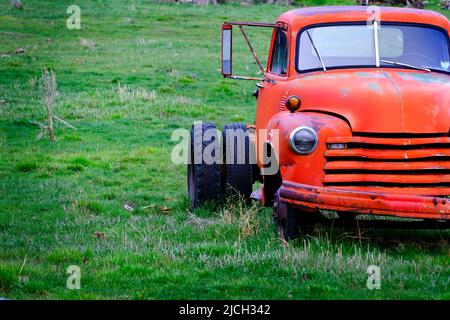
[39,69,57,141]
[36,69,75,141]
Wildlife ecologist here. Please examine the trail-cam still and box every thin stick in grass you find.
[38,69,76,141]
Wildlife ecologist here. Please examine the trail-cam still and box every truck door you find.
[255,26,290,169]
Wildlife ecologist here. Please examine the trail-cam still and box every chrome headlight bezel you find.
[289,126,318,154]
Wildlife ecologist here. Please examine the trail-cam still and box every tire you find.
[187,122,222,208]
[222,123,253,198]
[273,191,311,241]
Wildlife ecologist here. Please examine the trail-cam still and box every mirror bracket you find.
[221,21,286,81]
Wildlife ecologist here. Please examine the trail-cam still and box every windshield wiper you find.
[306,30,327,72]
[380,59,431,72]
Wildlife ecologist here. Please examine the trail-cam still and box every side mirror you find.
[221,24,232,76]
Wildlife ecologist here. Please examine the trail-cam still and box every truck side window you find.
[270,29,287,75]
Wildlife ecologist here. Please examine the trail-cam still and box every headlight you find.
[289,127,318,154]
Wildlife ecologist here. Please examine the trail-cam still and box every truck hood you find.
[291,69,450,134]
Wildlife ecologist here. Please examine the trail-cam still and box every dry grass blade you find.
[53,114,77,130]
[221,194,262,240]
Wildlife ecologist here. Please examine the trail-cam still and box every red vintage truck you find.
[187,6,450,239]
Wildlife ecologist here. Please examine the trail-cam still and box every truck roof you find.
[277,6,450,31]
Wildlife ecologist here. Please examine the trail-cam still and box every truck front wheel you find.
[273,191,312,241]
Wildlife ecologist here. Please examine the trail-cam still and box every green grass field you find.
[0,0,449,299]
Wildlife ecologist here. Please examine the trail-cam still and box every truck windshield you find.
[297,24,450,73]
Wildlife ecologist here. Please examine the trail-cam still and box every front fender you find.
[264,111,352,186]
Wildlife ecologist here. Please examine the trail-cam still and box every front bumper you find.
[279,181,449,220]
